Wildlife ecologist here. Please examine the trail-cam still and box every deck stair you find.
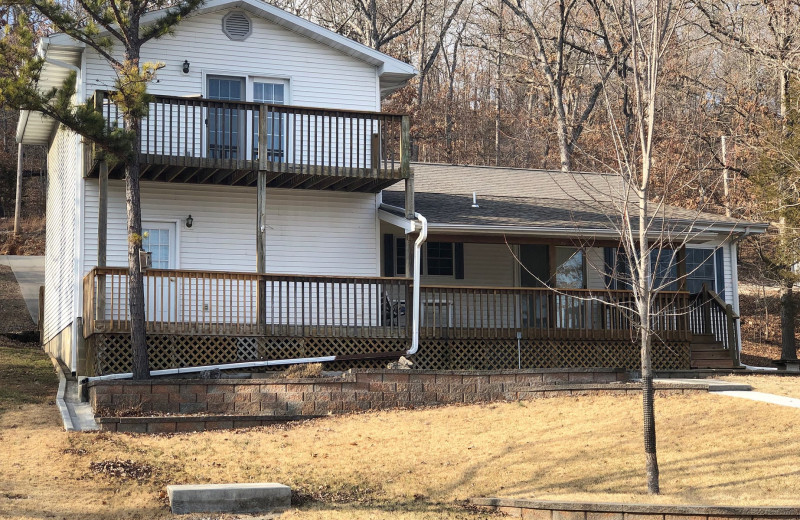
[689,333,737,369]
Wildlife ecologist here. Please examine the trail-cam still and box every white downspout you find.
[407,212,427,356]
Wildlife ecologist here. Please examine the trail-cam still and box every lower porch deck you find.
[81,268,735,376]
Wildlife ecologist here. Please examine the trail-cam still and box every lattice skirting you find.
[412,339,690,371]
[87,334,407,375]
[86,334,690,376]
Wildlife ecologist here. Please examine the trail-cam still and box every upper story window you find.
[253,82,285,104]
[253,80,287,161]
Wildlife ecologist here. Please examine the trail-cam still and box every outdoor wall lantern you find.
[182,60,190,74]
[185,215,193,228]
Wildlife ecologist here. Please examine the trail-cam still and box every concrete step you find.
[168,483,291,515]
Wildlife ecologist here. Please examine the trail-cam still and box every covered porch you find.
[79,265,732,376]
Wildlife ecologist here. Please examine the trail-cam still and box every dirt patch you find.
[0,265,35,334]
[292,482,383,506]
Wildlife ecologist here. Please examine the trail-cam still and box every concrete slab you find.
[0,255,44,324]
[167,483,291,515]
[652,378,752,392]
[713,390,800,409]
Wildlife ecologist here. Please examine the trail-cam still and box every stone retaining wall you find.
[89,368,635,418]
[87,368,712,429]
[471,498,800,519]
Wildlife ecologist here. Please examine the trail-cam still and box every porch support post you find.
[256,105,269,330]
[404,174,415,278]
[97,161,109,322]
[13,143,23,236]
[676,245,686,292]
[257,171,267,329]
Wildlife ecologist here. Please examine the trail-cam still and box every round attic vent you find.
[222,11,252,41]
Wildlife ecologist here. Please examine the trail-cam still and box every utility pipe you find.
[88,212,429,382]
[86,355,338,382]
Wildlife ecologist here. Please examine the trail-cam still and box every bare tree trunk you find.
[638,190,659,494]
[494,0,503,166]
[123,23,149,379]
[124,119,149,379]
[780,278,797,361]
[721,135,731,217]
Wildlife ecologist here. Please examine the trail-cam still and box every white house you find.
[16,0,767,378]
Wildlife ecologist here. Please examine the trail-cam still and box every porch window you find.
[426,242,454,276]
[396,238,406,276]
[603,247,679,291]
[686,247,724,297]
[555,247,585,289]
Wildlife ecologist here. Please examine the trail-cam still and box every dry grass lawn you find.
[3,346,800,519]
[722,374,800,400]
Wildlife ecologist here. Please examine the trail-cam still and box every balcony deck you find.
[85,92,410,193]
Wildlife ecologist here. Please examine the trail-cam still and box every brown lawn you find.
[2,344,800,519]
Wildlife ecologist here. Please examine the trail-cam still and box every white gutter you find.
[15,111,30,144]
[407,212,428,356]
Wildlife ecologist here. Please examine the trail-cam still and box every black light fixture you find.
[185,215,193,228]
[182,60,190,74]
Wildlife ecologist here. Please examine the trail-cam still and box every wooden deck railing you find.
[83,267,412,339]
[84,268,694,343]
[417,286,691,341]
[93,91,409,180]
[689,283,739,363]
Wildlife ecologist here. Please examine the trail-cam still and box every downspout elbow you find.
[406,212,427,356]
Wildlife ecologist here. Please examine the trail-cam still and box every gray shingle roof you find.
[382,163,766,235]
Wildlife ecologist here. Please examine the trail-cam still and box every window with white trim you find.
[253,81,286,162]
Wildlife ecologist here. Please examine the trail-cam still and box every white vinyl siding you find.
[420,243,516,287]
[82,181,379,277]
[82,8,379,111]
[43,127,81,350]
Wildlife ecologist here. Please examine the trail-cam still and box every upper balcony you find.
[85,91,411,193]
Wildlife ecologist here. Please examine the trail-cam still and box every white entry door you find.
[142,222,177,324]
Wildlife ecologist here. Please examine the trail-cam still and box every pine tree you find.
[0,0,204,379]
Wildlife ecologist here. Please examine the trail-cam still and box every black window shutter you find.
[383,234,395,277]
[454,243,465,279]
[715,248,725,299]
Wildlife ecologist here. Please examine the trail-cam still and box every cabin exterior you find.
[17,0,767,378]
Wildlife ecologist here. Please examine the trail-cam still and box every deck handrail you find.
[689,283,739,364]
[83,267,693,343]
[91,90,410,181]
[416,284,691,341]
[83,267,413,339]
